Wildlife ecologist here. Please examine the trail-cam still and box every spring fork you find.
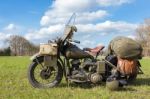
[35,56,44,68]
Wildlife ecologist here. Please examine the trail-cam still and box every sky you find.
[0,0,150,48]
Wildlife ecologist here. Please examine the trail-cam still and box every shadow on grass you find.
[58,82,96,89]
[104,87,137,92]
[57,77,150,91]
[130,78,150,86]
[58,82,138,92]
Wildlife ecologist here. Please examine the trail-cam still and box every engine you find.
[71,59,80,70]
[89,73,103,83]
[70,59,105,83]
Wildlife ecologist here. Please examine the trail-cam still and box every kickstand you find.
[66,78,70,87]
[138,67,144,74]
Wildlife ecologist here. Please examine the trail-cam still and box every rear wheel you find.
[28,56,63,88]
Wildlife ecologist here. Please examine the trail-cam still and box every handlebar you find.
[72,40,80,44]
[68,39,80,44]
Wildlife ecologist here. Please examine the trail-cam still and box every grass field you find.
[0,56,150,99]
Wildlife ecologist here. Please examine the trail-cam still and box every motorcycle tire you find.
[28,56,63,88]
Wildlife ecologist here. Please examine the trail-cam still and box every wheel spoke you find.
[29,58,63,88]
[33,63,58,85]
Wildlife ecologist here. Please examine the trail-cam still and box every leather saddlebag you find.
[117,58,138,75]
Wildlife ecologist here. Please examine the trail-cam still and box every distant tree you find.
[7,35,39,56]
[136,18,150,56]
[0,47,11,56]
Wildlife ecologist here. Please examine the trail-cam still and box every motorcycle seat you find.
[83,45,105,55]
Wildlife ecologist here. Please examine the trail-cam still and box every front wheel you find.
[28,56,63,88]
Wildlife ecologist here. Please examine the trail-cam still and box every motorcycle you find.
[28,14,143,89]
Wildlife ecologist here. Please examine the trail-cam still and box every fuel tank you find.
[65,45,92,59]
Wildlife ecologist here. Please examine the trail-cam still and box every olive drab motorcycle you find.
[28,14,143,89]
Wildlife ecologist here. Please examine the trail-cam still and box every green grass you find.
[0,56,150,99]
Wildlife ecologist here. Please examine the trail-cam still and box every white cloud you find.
[26,21,137,40]
[80,40,96,48]
[40,0,132,26]
[0,23,23,48]
[96,0,131,6]
[25,24,64,40]
[0,32,12,48]
[77,21,138,34]
[40,0,111,26]
[25,0,136,48]
[0,32,11,40]
[51,0,94,13]
[41,10,108,26]
[4,24,16,30]
[0,0,135,48]
[0,24,19,41]
[40,0,134,27]
[3,23,22,34]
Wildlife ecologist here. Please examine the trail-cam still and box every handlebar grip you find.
[73,40,80,44]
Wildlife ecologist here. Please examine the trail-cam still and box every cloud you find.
[77,21,138,34]
[51,0,131,12]
[96,0,131,6]
[0,0,136,49]
[4,24,17,31]
[0,32,11,40]
[0,23,23,48]
[0,32,12,48]
[41,10,108,26]
[25,0,136,47]
[3,23,22,34]
[1,24,19,40]
[80,40,96,48]
[27,20,138,39]
[40,0,132,26]
[25,24,64,41]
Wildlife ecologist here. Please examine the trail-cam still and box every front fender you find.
[30,53,58,68]
[30,53,44,62]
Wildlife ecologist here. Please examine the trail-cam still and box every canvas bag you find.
[107,36,143,59]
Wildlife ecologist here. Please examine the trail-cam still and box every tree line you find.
[0,35,39,56]
[136,18,150,56]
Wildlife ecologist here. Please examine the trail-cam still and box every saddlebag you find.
[39,43,57,55]
[117,58,138,75]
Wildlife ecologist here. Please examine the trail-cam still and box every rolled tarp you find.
[107,36,143,59]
